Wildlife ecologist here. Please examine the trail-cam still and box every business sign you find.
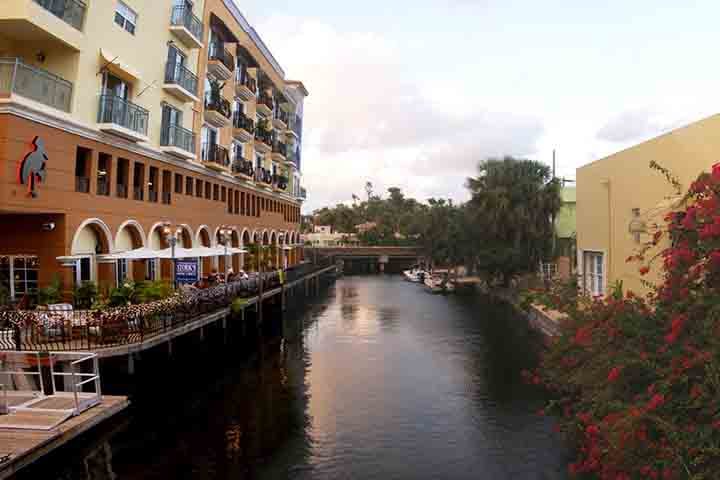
[175,259,199,285]
[17,136,49,198]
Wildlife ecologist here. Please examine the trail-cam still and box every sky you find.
[233,0,720,212]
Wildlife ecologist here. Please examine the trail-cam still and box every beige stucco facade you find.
[577,114,720,295]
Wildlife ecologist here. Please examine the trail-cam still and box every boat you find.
[403,267,426,283]
[424,273,455,294]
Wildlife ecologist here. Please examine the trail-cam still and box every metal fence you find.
[98,93,149,136]
[170,6,203,42]
[0,58,73,112]
[161,123,196,154]
[0,266,334,352]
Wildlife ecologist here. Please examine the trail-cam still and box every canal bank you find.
[15,275,569,480]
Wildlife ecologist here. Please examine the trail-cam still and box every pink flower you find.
[607,366,622,383]
[647,394,665,411]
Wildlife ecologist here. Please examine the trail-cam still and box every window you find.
[75,147,91,193]
[221,186,227,202]
[1,256,39,301]
[102,72,130,99]
[232,142,243,164]
[116,158,129,198]
[205,181,211,200]
[146,259,157,281]
[186,176,194,196]
[161,104,183,146]
[116,259,128,286]
[114,1,137,35]
[175,173,183,194]
[213,184,219,201]
[196,179,203,198]
[583,252,604,297]
[97,153,112,196]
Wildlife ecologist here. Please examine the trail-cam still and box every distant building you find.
[305,226,358,247]
[355,222,377,234]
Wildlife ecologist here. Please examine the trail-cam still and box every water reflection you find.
[19,275,568,480]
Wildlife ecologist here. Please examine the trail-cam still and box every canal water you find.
[18,275,569,479]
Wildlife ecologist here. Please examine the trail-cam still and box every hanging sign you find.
[175,259,199,284]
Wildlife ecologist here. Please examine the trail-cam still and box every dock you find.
[0,395,129,479]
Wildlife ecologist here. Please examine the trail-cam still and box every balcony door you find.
[161,104,183,145]
[102,72,130,100]
[167,44,186,78]
[201,124,218,161]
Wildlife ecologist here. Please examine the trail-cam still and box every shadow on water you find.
[16,275,570,480]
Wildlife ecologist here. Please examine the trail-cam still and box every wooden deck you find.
[0,395,129,479]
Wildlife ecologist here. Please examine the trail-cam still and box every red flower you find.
[647,394,665,411]
[691,384,702,399]
[607,366,622,383]
[713,162,720,182]
[639,266,650,276]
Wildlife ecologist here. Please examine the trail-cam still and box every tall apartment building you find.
[0,0,308,300]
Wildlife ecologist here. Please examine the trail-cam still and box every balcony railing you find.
[170,6,203,41]
[274,109,289,125]
[164,62,198,96]
[75,176,89,193]
[34,0,86,31]
[98,93,149,136]
[236,70,257,93]
[300,187,307,199]
[272,141,287,157]
[208,43,235,73]
[204,93,232,120]
[232,160,254,177]
[255,128,272,146]
[233,111,255,133]
[201,143,230,168]
[0,58,73,112]
[160,123,196,154]
[258,93,274,110]
[273,174,289,190]
[255,168,273,185]
[97,178,109,196]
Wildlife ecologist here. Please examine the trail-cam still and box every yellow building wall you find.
[577,113,720,294]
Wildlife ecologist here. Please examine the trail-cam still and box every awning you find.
[99,48,142,83]
[102,247,160,260]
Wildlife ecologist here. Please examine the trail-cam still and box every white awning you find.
[100,48,142,83]
[101,247,161,260]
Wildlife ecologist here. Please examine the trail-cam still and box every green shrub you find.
[73,281,98,309]
[37,274,63,305]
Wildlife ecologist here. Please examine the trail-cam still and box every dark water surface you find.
[19,275,569,479]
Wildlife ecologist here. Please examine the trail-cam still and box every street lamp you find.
[163,222,183,289]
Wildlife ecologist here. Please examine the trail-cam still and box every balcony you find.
[299,187,307,200]
[97,93,149,142]
[235,70,256,101]
[256,93,273,116]
[160,123,196,160]
[232,111,254,142]
[0,58,73,112]
[204,94,232,128]
[201,143,230,172]
[272,109,289,130]
[163,62,199,103]
[255,168,273,189]
[272,174,289,192]
[207,43,234,81]
[169,6,203,49]
[231,159,254,180]
[254,128,272,154]
[0,0,85,51]
[271,141,287,162]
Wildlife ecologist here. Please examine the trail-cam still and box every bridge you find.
[309,246,423,273]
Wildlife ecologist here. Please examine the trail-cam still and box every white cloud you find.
[254,17,544,211]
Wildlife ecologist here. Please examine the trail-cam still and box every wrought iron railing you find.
[0,58,73,112]
[232,111,255,133]
[255,167,273,185]
[75,176,89,193]
[204,93,232,119]
[255,128,272,146]
[97,178,109,196]
[201,143,230,168]
[98,93,149,136]
[34,0,86,31]
[273,174,289,190]
[232,160,254,177]
[236,69,257,93]
[208,43,235,73]
[161,123,196,154]
[274,108,289,125]
[258,93,274,110]
[164,61,198,96]
[272,141,287,157]
[170,6,203,41]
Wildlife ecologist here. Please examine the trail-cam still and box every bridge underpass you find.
[308,247,423,274]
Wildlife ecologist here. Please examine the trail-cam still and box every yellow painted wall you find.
[577,113,720,295]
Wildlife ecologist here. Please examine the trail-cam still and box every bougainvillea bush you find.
[530,166,720,479]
